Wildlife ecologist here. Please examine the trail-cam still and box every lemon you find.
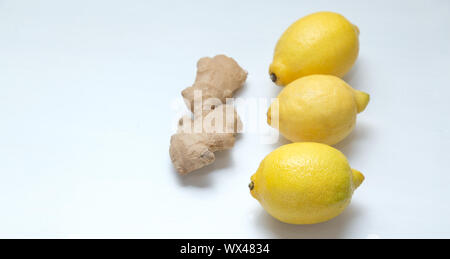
[269,11,360,86]
[267,74,369,145]
[250,142,364,224]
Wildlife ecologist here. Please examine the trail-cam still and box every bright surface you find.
[1,0,449,238]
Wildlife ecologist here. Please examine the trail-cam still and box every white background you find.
[1,0,449,238]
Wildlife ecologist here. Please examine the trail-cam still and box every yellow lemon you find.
[250,142,364,224]
[267,75,369,145]
[269,11,360,86]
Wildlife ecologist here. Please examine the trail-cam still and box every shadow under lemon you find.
[254,203,364,239]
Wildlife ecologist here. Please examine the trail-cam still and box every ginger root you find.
[169,55,247,175]
[170,105,242,174]
[182,55,247,113]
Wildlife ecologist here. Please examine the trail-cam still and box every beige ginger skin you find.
[169,55,247,175]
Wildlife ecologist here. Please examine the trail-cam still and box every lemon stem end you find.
[354,90,370,113]
[352,169,365,189]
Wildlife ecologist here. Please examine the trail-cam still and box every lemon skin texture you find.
[250,142,364,225]
[269,11,360,86]
[267,75,369,145]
